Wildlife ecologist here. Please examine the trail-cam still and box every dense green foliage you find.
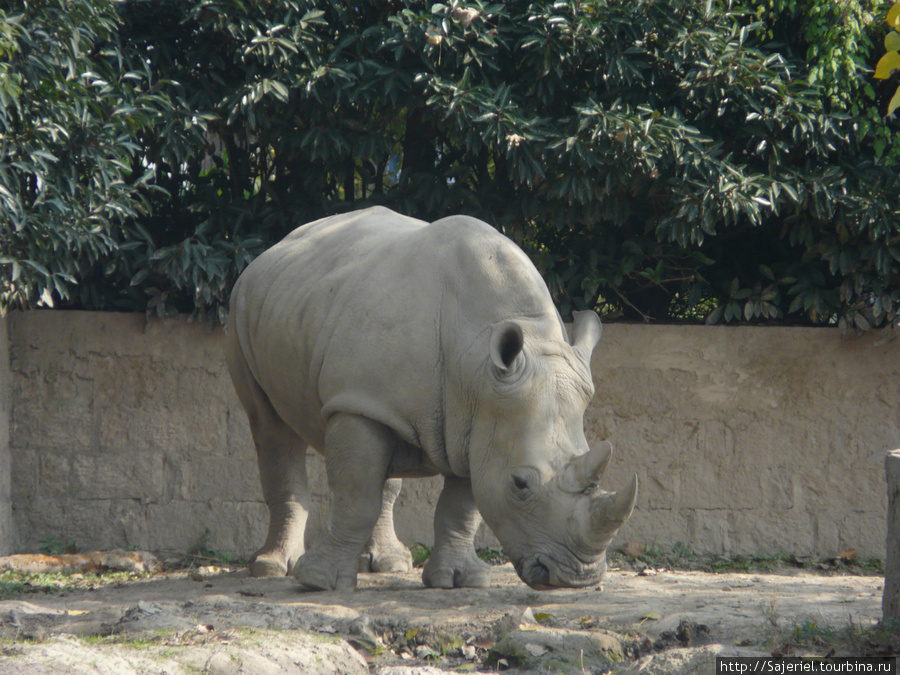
[2,0,898,332]
[0,0,163,310]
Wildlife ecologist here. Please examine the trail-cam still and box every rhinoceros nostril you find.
[525,561,551,588]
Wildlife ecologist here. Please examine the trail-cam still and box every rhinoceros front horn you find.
[589,472,639,546]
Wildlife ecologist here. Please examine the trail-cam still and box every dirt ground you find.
[0,557,886,674]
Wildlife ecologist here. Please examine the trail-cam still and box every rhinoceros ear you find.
[570,311,602,363]
[490,321,524,373]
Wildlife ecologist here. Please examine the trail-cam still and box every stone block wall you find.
[0,316,11,555]
[7,312,268,556]
[3,311,899,560]
[588,326,900,559]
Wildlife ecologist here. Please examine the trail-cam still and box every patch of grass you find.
[410,544,432,567]
[476,548,508,565]
[81,633,162,650]
[39,536,76,555]
[763,612,900,658]
[0,569,149,599]
[706,553,792,574]
[187,529,245,566]
[855,558,885,575]
[408,545,507,568]
[770,620,858,657]
[611,543,884,577]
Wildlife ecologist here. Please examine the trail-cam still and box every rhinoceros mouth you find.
[514,554,605,590]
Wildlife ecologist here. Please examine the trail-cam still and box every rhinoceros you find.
[226,206,637,591]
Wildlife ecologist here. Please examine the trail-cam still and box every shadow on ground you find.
[0,560,886,674]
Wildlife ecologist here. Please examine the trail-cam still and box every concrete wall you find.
[588,325,899,559]
[4,311,899,559]
[0,316,11,555]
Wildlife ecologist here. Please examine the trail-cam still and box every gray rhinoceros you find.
[226,206,637,591]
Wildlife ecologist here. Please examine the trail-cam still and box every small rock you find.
[524,642,548,657]
[189,565,221,581]
[492,626,624,669]
[107,601,193,637]
[520,607,538,626]
[415,644,436,659]
[616,644,724,675]
[675,619,711,647]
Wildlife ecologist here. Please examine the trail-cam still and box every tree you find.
[3,0,898,333]
[0,0,162,311]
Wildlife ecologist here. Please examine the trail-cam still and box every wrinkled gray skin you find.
[226,206,637,591]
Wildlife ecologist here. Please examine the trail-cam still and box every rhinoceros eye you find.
[511,468,539,498]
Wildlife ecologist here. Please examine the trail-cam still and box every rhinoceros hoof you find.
[358,544,413,574]
[422,555,492,589]
[293,558,357,592]
[248,552,289,578]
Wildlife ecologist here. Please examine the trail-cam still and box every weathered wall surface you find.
[8,312,268,557]
[588,326,899,559]
[0,316,12,555]
[4,311,899,559]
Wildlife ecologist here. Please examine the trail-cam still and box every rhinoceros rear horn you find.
[569,441,612,490]
[570,311,602,363]
[589,473,638,545]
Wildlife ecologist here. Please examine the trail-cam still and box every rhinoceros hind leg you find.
[228,342,310,579]
[359,478,413,573]
[246,420,310,578]
[293,413,392,591]
[248,474,309,578]
[422,475,492,589]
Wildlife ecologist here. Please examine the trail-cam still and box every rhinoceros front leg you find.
[293,413,391,591]
[422,475,492,588]
[359,478,413,573]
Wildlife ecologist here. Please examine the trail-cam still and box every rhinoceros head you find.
[468,310,637,589]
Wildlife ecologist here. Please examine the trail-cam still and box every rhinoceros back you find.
[228,206,562,467]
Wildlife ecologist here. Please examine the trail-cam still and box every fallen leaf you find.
[836,549,857,563]
[619,541,646,558]
[66,610,89,616]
